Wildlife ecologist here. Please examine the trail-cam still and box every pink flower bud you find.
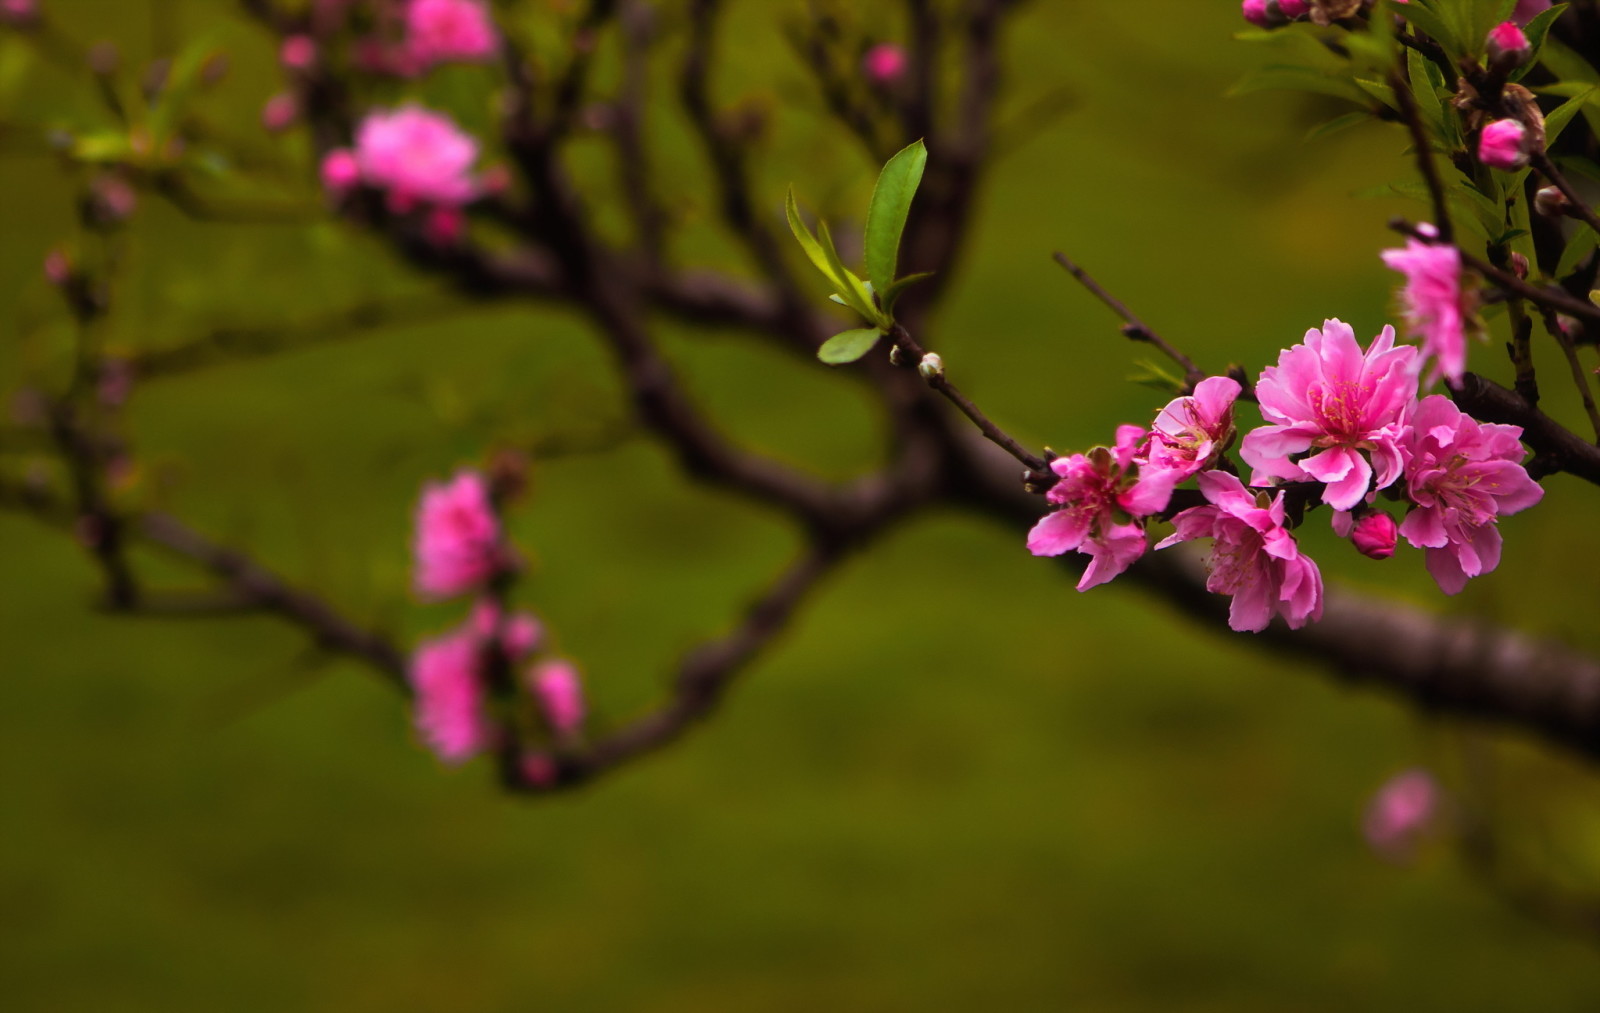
[530,659,585,736]
[1350,510,1398,560]
[1487,21,1530,64]
[862,43,907,85]
[520,752,558,788]
[261,92,298,133]
[320,148,360,195]
[1534,184,1568,217]
[1278,0,1309,15]
[1241,0,1271,26]
[1364,769,1441,863]
[1478,118,1529,170]
[0,0,37,27]
[43,248,71,286]
[1510,251,1529,279]
[424,205,464,246]
[280,34,316,71]
[88,173,138,226]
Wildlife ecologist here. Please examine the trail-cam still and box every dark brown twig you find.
[1053,252,1205,389]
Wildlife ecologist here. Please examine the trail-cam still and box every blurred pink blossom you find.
[261,92,298,133]
[414,470,503,599]
[1381,234,1468,384]
[862,43,906,85]
[355,105,481,208]
[320,148,361,194]
[1364,769,1441,862]
[280,34,317,71]
[530,659,585,736]
[405,0,499,68]
[411,626,492,764]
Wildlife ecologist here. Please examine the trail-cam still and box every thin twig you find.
[1390,66,1454,244]
[1053,252,1205,388]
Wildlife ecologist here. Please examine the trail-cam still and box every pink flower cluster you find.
[321,105,483,216]
[1029,317,1543,632]
[408,470,588,769]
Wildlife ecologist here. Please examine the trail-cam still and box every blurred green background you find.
[4,1,1600,1009]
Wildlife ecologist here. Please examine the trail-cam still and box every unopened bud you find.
[1534,184,1568,217]
[1487,21,1532,69]
[1478,118,1530,171]
[917,352,944,381]
[1350,510,1398,560]
[1241,0,1280,27]
[43,247,71,287]
[320,148,360,196]
[862,43,907,86]
[889,344,906,367]
[261,92,299,133]
[1510,251,1529,279]
[280,35,316,72]
[86,173,137,227]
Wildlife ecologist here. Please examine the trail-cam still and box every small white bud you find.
[917,352,944,381]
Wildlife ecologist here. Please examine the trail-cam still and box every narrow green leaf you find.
[1544,85,1599,144]
[863,139,928,294]
[1353,77,1398,111]
[1396,0,1462,62]
[1557,226,1599,278]
[1407,47,1444,134]
[785,187,839,284]
[817,328,882,365]
[816,220,881,324]
[879,271,935,312]
[1514,3,1569,80]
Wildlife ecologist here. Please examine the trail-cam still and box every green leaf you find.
[1353,77,1398,111]
[1395,0,1462,62]
[817,328,882,365]
[1407,47,1445,134]
[785,187,839,284]
[878,271,934,312]
[1557,226,1599,278]
[816,220,881,324]
[1305,110,1372,141]
[1544,85,1599,144]
[863,139,927,294]
[1229,65,1369,103]
[1513,3,1569,80]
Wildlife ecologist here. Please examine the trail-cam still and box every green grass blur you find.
[3,2,1600,1009]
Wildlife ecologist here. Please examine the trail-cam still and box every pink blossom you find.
[1240,319,1419,511]
[1478,118,1529,171]
[1398,395,1543,594]
[1142,375,1242,482]
[1364,769,1441,863]
[280,34,317,71]
[410,626,492,764]
[1026,425,1177,590]
[414,470,503,599]
[530,659,585,736]
[1331,509,1398,560]
[320,148,360,194]
[1380,235,1469,384]
[1514,0,1552,25]
[862,43,907,85]
[1241,0,1273,27]
[261,93,298,133]
[355,105,480,208]
[1156,471,1323,633]
[405,0,499,67]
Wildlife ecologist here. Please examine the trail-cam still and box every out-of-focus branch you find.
[534,543,842,789]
